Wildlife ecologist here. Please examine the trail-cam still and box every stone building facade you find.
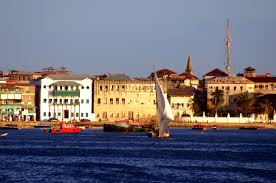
[93,77,171,122]
[206,76,255,111]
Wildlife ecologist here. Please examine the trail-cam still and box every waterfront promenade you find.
[0,121,276,129]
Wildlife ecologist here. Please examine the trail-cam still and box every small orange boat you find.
[49,122,81,134]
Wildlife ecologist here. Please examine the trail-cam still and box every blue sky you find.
[0,0,275,78]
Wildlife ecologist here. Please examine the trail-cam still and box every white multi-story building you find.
[40,74,95,122]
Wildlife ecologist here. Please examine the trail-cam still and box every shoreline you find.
[0,121,275,129]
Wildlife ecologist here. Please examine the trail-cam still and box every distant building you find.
[206,76,255,112]
[0,82,36,121]
[167,87,194,118]
[93,74,159,122]
[203,68,228,82]
[7,70,42,81]
[39,74,95,122]
[169,56,199,89]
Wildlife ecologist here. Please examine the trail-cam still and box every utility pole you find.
[225,18,231,77]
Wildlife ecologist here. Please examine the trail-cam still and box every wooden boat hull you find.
[0,127,20,130]
[103,124,146,132]
[192,125,207,131]
[0,133,8,137]
[239,127,259,130]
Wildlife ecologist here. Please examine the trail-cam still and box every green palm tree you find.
[188,97,200,115]
[259,99,273,118]
[237,92,255,115]
[210,88,224,112]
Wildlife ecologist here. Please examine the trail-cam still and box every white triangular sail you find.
[154,73,174,137]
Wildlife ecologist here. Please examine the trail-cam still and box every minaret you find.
[185,55,192,74]
[225,18,231,76]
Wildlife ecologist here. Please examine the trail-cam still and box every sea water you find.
[0,128,276,183]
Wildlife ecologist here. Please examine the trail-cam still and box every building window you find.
[240,86,243,91]
[100,86,103,91]
[86,86,89,89]
[122,85,125,90]
[43,85,46,88]
[105,85,108,91]
[226,86,230,90]
[43,99,47,103]
[111,85,114,91]
[58,112,61,116]
[59,99,62,104]
[65,85,68,91]
[86,99,89,104]
[48,112,51,117]
[97,98,101,104]
[75,99,79,104]
[81,99,84,104]
[116,98,119,104]
[70,99,73,104]
[54,99,57,104]
[76,113,79,117]
[43,112,46,116]
[64,99,68,104]
[110,98,113,104]
[71,113,74,117]
[81,86,84,89]
[86,113,88,117]
[49,99,52,103]
[81,113,83,117]
[60,86,62,90]
[122,98,125,104]
[234,86,236,91]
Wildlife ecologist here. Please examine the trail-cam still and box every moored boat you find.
[192,124,207,131]
[0,124,20,130]
[212,125,218,130]
[0,133,8,137]
[103,123,146,132]
[49,122,81,133]
[239,126,259,130]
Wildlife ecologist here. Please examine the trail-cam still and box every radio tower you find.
[225,18,231,76]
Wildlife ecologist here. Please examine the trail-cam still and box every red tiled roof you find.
[156,69,176,77]
[244,67,256,71]
[178,72,198,79]
[204,68,228,77]
[167,87,194,96]
[246,77,276,83]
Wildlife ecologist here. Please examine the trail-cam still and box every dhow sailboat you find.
[147,72,174,138]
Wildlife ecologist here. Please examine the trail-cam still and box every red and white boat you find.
[49,122,81,134]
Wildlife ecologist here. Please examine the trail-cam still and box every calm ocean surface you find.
[0,128,276,183]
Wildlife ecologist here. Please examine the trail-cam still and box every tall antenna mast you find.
[225,17,231,76]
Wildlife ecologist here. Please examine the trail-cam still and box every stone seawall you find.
[0,121,276,129]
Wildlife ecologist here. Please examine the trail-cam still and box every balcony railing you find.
[53,90,80,97]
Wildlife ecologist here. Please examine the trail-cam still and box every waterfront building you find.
[93,74,159,122]
[0,82,36,121]
[203,68,228,83]
[167,87,194,119]
[39,74,95,122]
[168,56,199,89]
[7,70,42,81]
[206,76,255,112]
